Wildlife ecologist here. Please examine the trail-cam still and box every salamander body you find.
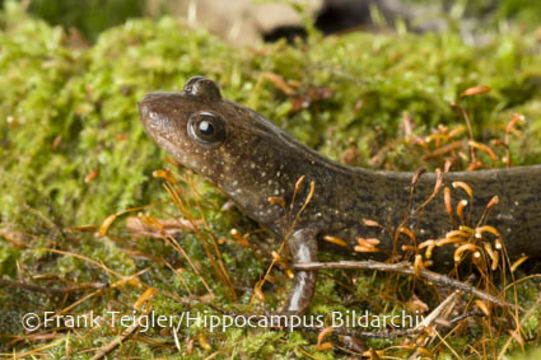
[139,76,541,313]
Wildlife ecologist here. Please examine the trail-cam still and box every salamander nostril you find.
[137,100,149,118]
[138,92,186,123]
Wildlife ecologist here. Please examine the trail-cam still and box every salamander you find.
[139,76,541,314]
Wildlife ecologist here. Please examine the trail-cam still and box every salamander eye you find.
[184,76,221,101]
[187,111,226,147]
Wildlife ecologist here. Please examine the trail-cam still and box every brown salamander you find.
[139,76,541,314]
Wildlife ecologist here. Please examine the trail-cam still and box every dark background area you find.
[2,0,541,43]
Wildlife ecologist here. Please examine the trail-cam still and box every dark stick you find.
[293,260,508,307]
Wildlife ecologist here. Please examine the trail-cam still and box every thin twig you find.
[0,278,107,294]
[293,260,509,307]
[449,311,481,324]
[408,290,462,360]
[415,290,460,330]
[90,320,139,360]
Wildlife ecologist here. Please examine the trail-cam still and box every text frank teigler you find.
[20,310,425,333]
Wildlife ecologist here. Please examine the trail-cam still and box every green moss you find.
[0,241,18,277]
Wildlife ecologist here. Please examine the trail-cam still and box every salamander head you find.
[139,77,232,177]
[139,76,297,226]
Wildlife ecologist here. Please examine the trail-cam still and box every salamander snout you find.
[139,92,170,118]
[137,94,154,122]
[138,91,187,132]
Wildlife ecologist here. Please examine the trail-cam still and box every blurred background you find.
[12,0,541,44]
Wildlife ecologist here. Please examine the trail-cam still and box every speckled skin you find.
[139,77,541,314]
